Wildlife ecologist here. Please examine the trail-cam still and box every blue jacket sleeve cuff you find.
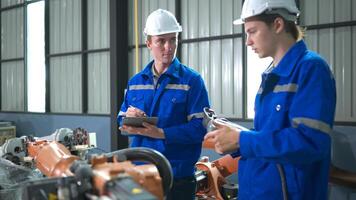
[240,130,255,158]
[230,150,241,158]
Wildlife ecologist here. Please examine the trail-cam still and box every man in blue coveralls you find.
[117,9,210,200]
[205,0,337,199]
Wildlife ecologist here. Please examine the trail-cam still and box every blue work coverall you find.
[118,58,210,179]
[238,40,336,200]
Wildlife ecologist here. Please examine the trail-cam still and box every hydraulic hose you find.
[106,147,173,196]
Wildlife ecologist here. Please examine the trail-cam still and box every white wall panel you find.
[188,43,199,71]
[301,0,352,24]
[300,0,318,26]
[181,0,188,39]
[187,0,199,72]
[1,8,23,59]
[88,0,109,49]
[198,0,209,37]
[188,0,198,39]
[50,55,82,113]
[233,0,243,34]
[158,0,167,10]
[353,0,356,20]
[196,0,211,94]
[319,29,335,72]
[304,30,318,52]
[88,52,110,114]
[221,0,233,35]
[233,38,243,117]
[1,0,23,8]
[209,0,221,37]
[181,0,243,116]
[199,41,210,95]
[221,39,234,115]
[50,0,81,54]
[335,0,351,22]
[167,0,175,15]
[318,0,334,24]
[1,61,24,111]
[181,43,189,66]
[208,0,221,112]
[149,0,159,13]
[210,41,222,113]
[334,27,353,121]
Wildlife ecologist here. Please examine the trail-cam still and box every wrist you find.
[159,128,165,139]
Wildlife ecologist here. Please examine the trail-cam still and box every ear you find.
[273,17,285,34]
[146,40,152,50]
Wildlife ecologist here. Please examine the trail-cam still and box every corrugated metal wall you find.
[87,0,110,114]
[49,0,110,114]
[300,0,356,122]
[0,7,24,111]
[128,0,244,117]
[87,0,109,50]
[1,9,23,59]
[49,0,82,113]
[0,0,110,114]
[49,0,81,54]
[1,0,24,8]
[88,52,110,114]
[50,55,82,113]
[129,0,356,122]
[181,0,243,117]
[1,61,24,111]
[1,0,354,121]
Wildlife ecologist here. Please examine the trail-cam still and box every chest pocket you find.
[127,93,145,111]
[160,91,187,117]
[260,94,292,131]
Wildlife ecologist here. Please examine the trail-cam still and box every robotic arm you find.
[195,107,243,200]
[0,129,173,200]
[195,154,239,200]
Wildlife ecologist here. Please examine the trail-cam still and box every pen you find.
[129,105,147,116]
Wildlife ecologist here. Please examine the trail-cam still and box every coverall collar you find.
[142,58,180,79]
[271,40,307,77]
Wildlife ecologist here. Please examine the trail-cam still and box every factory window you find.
[246,47,272,118]
[26,1,45,112]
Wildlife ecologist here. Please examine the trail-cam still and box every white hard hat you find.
[233,0,300,25]
[144,9,182,36]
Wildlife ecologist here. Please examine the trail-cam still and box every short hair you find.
[146,35,152,42]
[249,13,304,41]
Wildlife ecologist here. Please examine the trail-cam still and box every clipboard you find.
[122,117,158,127]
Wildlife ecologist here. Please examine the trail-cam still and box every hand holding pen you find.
[126,105,147,117]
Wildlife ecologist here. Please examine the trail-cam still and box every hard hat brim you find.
[144,28,182,36]
[233,18,244,25]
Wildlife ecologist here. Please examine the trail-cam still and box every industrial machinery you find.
[195,107,244,200]
[195,154,239,200]
[0,127,93,166]
[0,128,173,200]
